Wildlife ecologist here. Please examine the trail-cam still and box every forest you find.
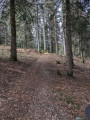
[0,0,90,120]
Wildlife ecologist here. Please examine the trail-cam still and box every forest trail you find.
[0,53,90,120]
[21,54,66,120]
[0,54,70,120]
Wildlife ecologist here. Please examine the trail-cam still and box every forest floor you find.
[0,46,90,120]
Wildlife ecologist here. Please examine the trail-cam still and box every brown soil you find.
[0,50,90,120]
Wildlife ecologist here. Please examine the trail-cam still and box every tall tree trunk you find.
[48,12,52,53]
[51,19,54,53]
[65,0,73,76]
[80,34,85,63]
[62,0,66,56]
[54,15,58,54]
[63,38,66,55]
[36,4,39,51]
[49,27,52,53]
[42,7,46,51]
[10,0,17,61]
[4,24,7,45]
[24,22,28,49]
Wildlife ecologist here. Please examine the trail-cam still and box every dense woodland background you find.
[0,0,90,119]
[0,0,90,75]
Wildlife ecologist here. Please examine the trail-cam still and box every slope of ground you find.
[0,46,90,120]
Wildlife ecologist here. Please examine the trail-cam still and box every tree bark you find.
[65,0,73,76]
[42,7,46,51]
[54,15,58,54]
[24,22,28,49]
[48,12,52,53]
[36,4,39,51]
[63,38,66,55]
[49,27,52,53]
[4,24,7,45]
[62,0,66,56]
[10,0,17,61]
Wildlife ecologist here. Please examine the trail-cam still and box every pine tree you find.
[65,0,73,76]
[10,0,17,61]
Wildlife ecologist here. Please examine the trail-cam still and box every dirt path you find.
[0,54,71,120]
[0,53,90,120]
